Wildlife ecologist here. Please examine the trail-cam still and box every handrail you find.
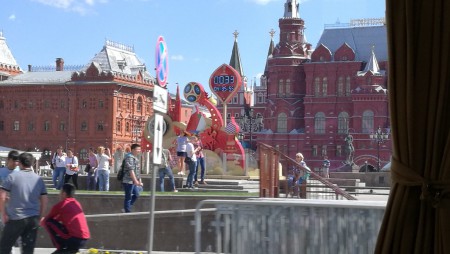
[258,142,357,200]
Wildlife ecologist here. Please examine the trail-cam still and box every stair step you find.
[196,184,244,190]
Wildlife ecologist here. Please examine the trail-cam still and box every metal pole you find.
[377,141,380,171]
[148,151,157,253]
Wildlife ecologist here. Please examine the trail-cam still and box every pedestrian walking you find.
[41,183,90,254]
[193,135,207,185]
[0,152,48,254]
[64,148,79,189]
[86,148,98,191]
[159,148,177,192]
[96,146,112,191]
[122,144,143,213]
[52,146,67,190]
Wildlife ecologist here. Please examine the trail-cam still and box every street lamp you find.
[237,109,263,150]
[369,127,389,171]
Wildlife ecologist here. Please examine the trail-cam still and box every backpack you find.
[117,158,127,181]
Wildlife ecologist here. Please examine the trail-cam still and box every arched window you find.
[125,122,130,132]
[137,97,143,112]
[322,77,328,96]
[337,112,349,134]
[285,79,291,96]
[314,112,326,134]
[345,76,351,96]
[362,110,374,133]
[44,121,50,131]
[337,76,344,96]
[278,79,284,97]
[13,121,20,131]
[314,77,321,97]
[81,121,87,131]
[116,120,122,132]
[277,113,288,133]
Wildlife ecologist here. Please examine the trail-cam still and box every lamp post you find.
[370,127,389,171]
[238,109,263,150]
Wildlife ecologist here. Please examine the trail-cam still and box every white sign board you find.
[152,113,164,164]
[153,85,168,113]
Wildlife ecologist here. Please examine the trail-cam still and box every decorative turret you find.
[273,0,311,58]
[284,0,299,18]
[363,46,380,74]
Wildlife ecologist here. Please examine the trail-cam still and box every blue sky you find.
[1,0,385,95]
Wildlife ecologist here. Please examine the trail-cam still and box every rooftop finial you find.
[233,30,239,40]
[269,29,276,39]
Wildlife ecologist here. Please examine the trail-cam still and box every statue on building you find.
[344,132,355,165]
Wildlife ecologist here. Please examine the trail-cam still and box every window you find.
[234,113,239,118]
[337,112,349,134]
[232,96,238,104]
[278,79,284,97]
[362,110,374,133]
[79,148,88,161]
[82,100,87,108]
[44,100,50,109]
[322,77,328,96]
[125,122,130,132]
[136,97,142,112]
[345,76,351,96]
[314,112,326,134]
[81,121,87,131]
[258,93,264,103]
[28,101,34,109]
[44,121,50,131]
[0,100,3,109]
[99,100,104,109]
[277,113,287,133]
[336,145,342,156]
[60,100,66,109]
[127,100,131,110]
[117,120,122,132]
[97,122,104,131]
[118,99,122,111]
[314,77,321,97]
[337,76,344,96]
[14,101,19,109]
[312,145,318,157]
[60,121,66,131]
[28,121,35,131]
[285,79,291,96]
[322,145,327,156]
[0,121,3,131]
[13,121,19,131]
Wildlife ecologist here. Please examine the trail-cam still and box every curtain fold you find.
[375,0,450,253]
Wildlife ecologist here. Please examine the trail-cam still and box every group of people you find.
[0,150,90,253]
[175,131,207,189]
[52,145,112,191]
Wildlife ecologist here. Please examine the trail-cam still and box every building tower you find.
[263,0,312,135]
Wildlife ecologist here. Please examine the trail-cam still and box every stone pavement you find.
[15,248,202,254]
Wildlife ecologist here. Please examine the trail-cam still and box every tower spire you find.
[229,30,244,78]
[363,45,380,73]
[284,0,299,18]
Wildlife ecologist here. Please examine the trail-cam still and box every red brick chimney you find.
[56,58,64,71]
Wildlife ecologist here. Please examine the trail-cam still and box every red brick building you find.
[0,37,194,164]
[220,0,391,172]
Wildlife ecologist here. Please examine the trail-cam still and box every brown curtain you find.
[375,0,450,253]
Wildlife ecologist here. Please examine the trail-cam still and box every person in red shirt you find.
[41,183,90,254]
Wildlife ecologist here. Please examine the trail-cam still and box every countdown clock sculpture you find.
[209,64,242,104]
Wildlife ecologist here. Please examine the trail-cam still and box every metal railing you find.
[258,143,356,200]
[195,199,386,254]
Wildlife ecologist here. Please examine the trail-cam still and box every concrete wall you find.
[330,172,391,187]
[36,194,250,252]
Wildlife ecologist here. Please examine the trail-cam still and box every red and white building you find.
[219,0,391,172]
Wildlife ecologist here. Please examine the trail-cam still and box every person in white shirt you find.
[185,136,201,189]
[64,148,79,189]
[52,146,67,190]
[96,146,112,191]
